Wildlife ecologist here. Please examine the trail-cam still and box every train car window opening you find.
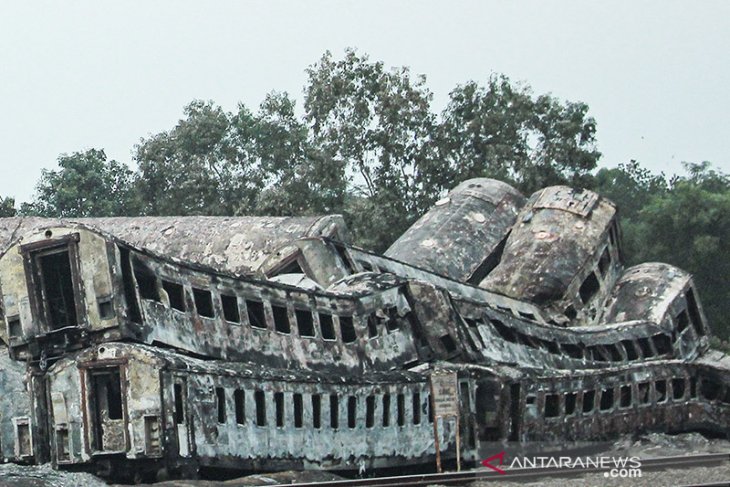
[7,316,21,338]
[686,288,705,336]
[234,389,245,425]
[272,305,290,334]
[274,392,285,427]
[427,393,434,423]
[690,377,698,398]
[525,395,536,405]
[564,305,577,320]
[700,379,720,401]
[561,343,583,359]
[295,309,315,337]
[162,280,186,312]
[332,242,355,273]
[676,309,690,333]
[246,300,267,329]
[330,395,339,429]
[215,387,226,424]
[599,388,614,411]
[440,334,457,353]
[221,294,241,323]
[518,311,536,321]
[339,316,356,343]
[193,288,214,318]
[89,367,124,452]
[412,392,421,425]
[542,339,560,354]
[638,337,655,358]
[672,378,686,400]
[382,394,391,427]
[582,390,595,413]
[319,313,336,340]
[619,385,632,408]
[347,396,357,428]
[655,380,668,403]
[174,383,185,424]
[97,297,114,320]
[652,334,672,355]
[565,392,577,415]
[606,344,622,361]
[579,272,600,304]
[312,394,321,429]
[638,382,651,405]
[397,393,405,426]
[385,308,400,332]
[367,315,379,339]
[365,395,375,428]
[119,247,142,323]
[134,260,160,302]
[598,247,611,276]
[255,390,266,426]
[37,249,79,329]
[621,340,639,361]
[490,319,517,343]
[544,394,560,418]
[293,393,303,428]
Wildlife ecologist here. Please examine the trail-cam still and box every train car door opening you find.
[172,378,191,457]
[22,235,84,332]
[88,367,126,453]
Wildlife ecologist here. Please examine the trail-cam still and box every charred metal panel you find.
[386,179,525,283]
[480,186,621,325]
[0,349,33,462]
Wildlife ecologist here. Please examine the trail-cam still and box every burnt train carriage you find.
[44,343,456,479]
[0,223,424,372]
[385,178,526,284]
[481,186,622,326]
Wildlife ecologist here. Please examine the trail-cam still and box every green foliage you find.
[0,197,16,217]
[435,76,601,196]
[21,149,140,217]
[595,161,730,339]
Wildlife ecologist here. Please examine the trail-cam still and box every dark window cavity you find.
[193,288,214,318]
[382,394,391,427]
[620,385,632,408]
[234,389,245,425]
[600,388,614,411]
[412,392,421,424]
[565,392,577,415]
[162,280,185,312]
[295,309,315,337]
[545,394,560,418]
[330,395,339,429]
[672,378,686,400]
[293,393,303,428]
[255,390,266,426]
[221,294,240,323]
[174,383,185,424]
[339,316,356,343]
[655,380,668,403]
[246,300,267,329]
[397,393,405,426]
[319,313,336,340]
[638,382,651,404]
[579,272,600,304]
[215,387,226,423]
[134,261,159,302]
[275,392,285,427]
[272,304,290,334]
[366,395,375,428]
[312,394,321,429]
[583,390,595,413]
[347,396,357,429]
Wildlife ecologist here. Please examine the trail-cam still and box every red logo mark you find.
[481,451,506,475]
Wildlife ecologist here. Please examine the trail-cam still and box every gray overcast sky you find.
[1,1,728,203]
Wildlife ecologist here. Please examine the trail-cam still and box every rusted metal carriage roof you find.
[600,263,692,325]
[385,178,525,283]
[0,216,348,276]
[480,186,616,307]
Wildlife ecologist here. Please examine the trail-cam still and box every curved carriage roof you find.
[0,215,348,276]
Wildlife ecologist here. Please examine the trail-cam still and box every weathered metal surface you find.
[385,179,525,283]
[480,186,621,325]
[0,178,727,482]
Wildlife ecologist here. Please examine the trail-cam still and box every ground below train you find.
[0,432,728,486]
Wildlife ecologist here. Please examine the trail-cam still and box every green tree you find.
[435,76,601,195]
[0,197,16,217]
[593,160,669,264]
[22,149,140,217]
[634,162,730,338]
[304,49,438,250]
